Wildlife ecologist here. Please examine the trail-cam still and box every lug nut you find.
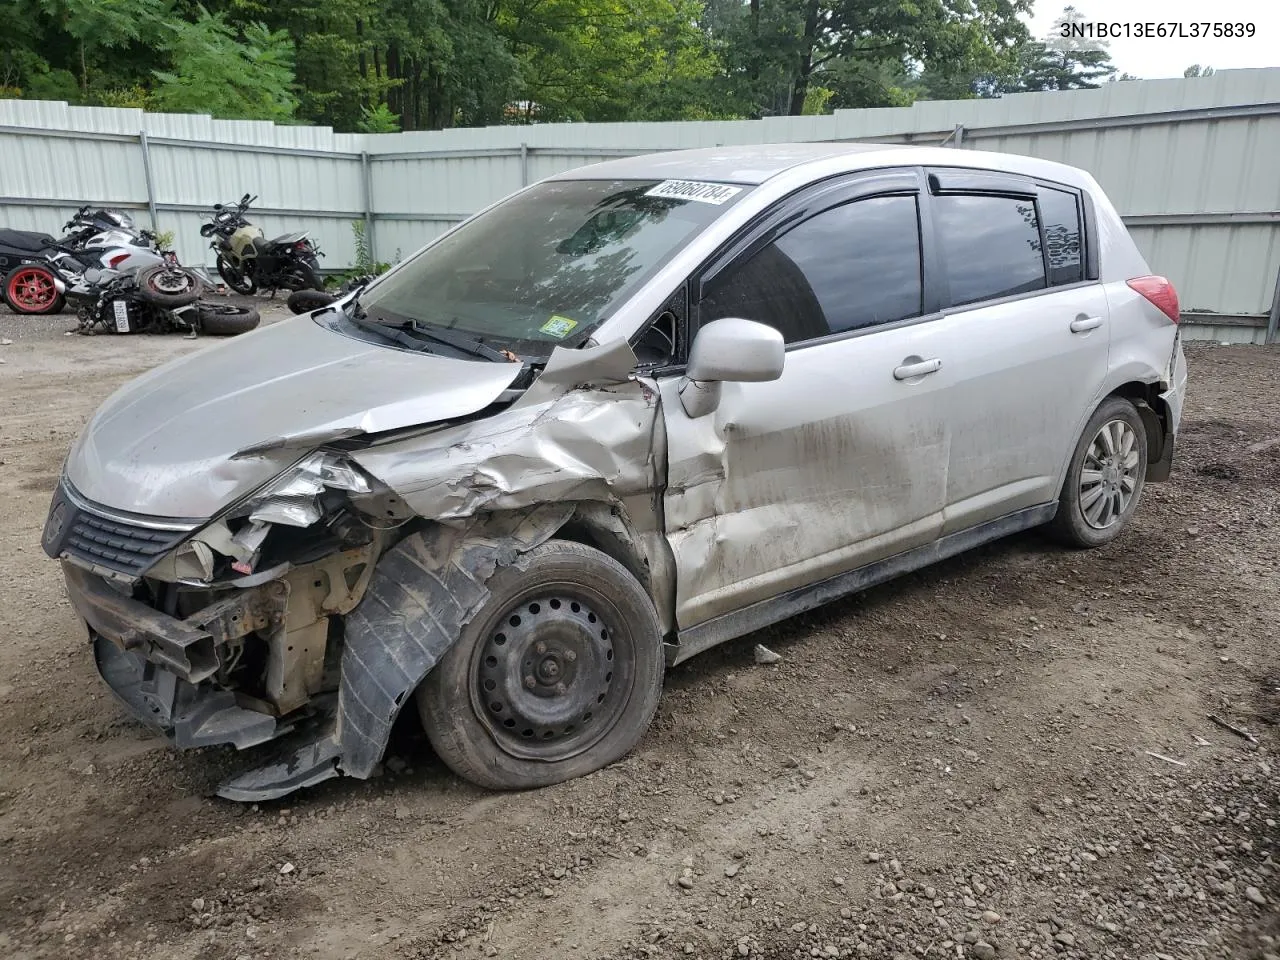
[524,675,536,689]
[564,650,577,662]
[534,641,547,654]
[555,682,567,695]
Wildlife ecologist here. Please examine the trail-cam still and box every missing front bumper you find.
[93,632,279,749]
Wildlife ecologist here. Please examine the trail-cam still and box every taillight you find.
[1127,275,1179,324]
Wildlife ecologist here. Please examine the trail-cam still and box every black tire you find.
[283,261,323,292]
[196,301,260,336]
[1048,396,1148,548]
[287,288,337,314]
[135,265,203,308]
[416,540,665,790]
[3,263,65,315]
[216,255,256,295]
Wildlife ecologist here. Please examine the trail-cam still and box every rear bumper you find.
[1149,336,1188,483]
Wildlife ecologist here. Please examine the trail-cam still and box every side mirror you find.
[679,317,784,418]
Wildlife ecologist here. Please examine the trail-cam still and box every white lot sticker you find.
[644,180,742,205]
[112,300,130,333]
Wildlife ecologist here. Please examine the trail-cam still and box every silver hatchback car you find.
[43,144,1187,800]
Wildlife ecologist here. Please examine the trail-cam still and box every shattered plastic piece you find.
[172,540,215,581]
[753,644,782,665]
[250,496,322,528]
[230,520,270,554]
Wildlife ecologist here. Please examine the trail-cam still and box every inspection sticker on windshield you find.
[540,314,579,338]
[644,180,742,205]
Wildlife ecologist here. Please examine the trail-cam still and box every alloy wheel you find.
[1079,419,1141,529]
[7,267,57,311]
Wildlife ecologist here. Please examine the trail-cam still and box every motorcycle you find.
[201,194,324,295]
[1,206,192,315]
[74,270,260,337]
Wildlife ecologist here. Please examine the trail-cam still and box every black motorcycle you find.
[74,271,260,338]
[200,195,324,295]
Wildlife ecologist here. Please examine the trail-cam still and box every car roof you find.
[546,142,1094,191]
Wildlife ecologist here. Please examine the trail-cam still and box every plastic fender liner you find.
[337,503,574,778]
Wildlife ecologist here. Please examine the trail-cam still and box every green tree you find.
[1183,64,1214,78]
[503,0,728,122]
[36,0,169,93]
[703,0,1030,117]
[151,8,298,121]
[1007,6,1117,91]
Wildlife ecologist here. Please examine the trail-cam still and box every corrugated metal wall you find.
[3,68,1279,341]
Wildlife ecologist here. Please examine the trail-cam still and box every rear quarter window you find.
[1038,187,1084,286]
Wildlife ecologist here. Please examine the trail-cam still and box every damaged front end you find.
[44,458,400,799]
[43,340,672,801]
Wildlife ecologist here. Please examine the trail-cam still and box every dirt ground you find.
[0,303,1276,960]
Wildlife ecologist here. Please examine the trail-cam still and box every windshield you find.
[354,178,749,356]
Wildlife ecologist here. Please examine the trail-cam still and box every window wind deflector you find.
[928,171,1036,198]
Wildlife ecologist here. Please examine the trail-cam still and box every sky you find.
[1024,0,1280,79]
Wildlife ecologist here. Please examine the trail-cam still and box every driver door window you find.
[698,195,924,343]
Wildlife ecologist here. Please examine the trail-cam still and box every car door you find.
[923,171,1111,533]
[658,170,954,631]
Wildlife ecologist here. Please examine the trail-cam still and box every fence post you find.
[954,123,965,147]
[520,142,529,187]
[1266,263,1280,345]
[138,130,160,230]
[361,150,376,266]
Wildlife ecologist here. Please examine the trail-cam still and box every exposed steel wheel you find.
[416,540,665,790]
[4,264,64,315]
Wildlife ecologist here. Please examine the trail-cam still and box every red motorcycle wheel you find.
[4,264,65,315]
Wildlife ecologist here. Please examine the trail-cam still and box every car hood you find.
[66,315,523,518]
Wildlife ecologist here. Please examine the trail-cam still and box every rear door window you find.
[934,194,1047,307]
[700,194,923,344]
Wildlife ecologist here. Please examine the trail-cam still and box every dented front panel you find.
[351,348,665,525]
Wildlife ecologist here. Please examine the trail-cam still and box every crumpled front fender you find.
[336,504,574,778]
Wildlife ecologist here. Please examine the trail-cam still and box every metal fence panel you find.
[2,68,1279,339]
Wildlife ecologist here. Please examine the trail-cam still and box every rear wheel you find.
[135,265,203,308]
[4,264,64,314]
[416,540,665,790]
[196,301,260,336]
[1048,397,1148,548]
[283,262,323,292]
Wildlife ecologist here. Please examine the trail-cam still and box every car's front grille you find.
[65,510,188,575]
[44,482,196,577]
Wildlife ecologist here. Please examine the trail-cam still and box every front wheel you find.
[196,301,260,336]
[216,255,256,295]
[1048,396,1148,548]
[4,264,65,314]
[416,540,665,790]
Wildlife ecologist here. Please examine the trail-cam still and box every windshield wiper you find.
[342,299,521,363]
[401,321,516,363]
[341,297,429,352]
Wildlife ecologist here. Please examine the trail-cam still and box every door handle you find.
[1069,315,1103,333]
[893,358,942,380]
